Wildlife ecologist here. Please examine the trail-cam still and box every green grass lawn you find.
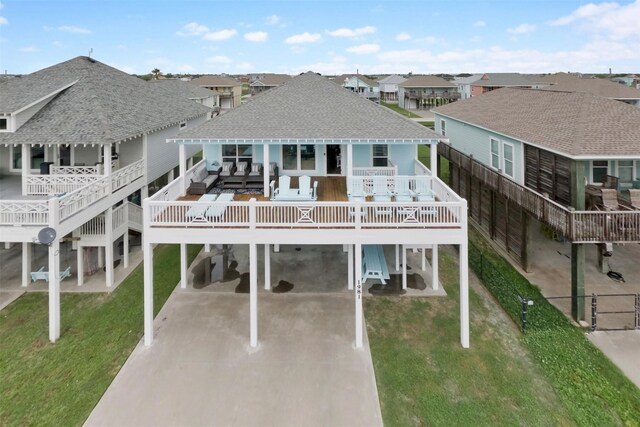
[0,244,202,426]
[366,249,574,426]
[418,144,450,183]
[381,101,421,118]
[418,121,434,129]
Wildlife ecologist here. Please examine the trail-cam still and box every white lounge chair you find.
[394,176,413,202]
[271,175,317,201]
[414,176,435,202]
[298,175,318,200]
[206,193,234,218]
[372,175,392,202]
[347,176,366,201]
[186,194,217,222]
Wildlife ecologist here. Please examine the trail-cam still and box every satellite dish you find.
[37,227,57,245]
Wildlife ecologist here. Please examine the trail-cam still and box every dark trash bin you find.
[40,162,54,175]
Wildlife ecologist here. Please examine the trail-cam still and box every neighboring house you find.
[537,73,640,107]
[190,75,242,110]
[335,74,380,101]
[454,73,535,99]
[377,74,407,102]
[149,79,220,113]
[0,56,212,342]
[142,71,470,350]
[611,74,640,88]
[398,75,459,110]
[433,87,640,321]
[249,74,292,96]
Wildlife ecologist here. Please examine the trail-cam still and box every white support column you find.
[141,185,149,200]
[77,245,84,287]
[355,242,363,348]
[71,228,79,251]
[342,244,348,253]
[143,243,154,346]
[205,244,211,252]
[263,144,270,198]
[422,247,426,271]
[97,246,104,269]
[21,242,31,288]
[395,244,400,272]
[249,243,258,347]
[187,157,194,169]
[105,207,114,287]
[48,239,61,342]
[21,144,30,195]
[430,142,437,176]
[52,145,60,165]
[347,244,354,291]
[179,144,187,196]
[432,245,439,291]
[460,242,469,348]
[180,243,188,289]
[103,143,112,177]
[346,144,353,177]
[402,245,407,290]
[167,169,175,182]
[274,244,280,253]
[264,244,271,290]
[123,232,129,268]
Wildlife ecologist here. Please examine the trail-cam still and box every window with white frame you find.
[617,160,634,186]
[490,138,500,169]
[0,117,8,131]
[591,160,608,184]
[222,144,253,166]
[502,142,514,178]
[282,144,315,171]
[440,119,446,136]
[10,145,45,172]
[372,144,388,167]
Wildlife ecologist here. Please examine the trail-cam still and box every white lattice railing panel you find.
[58,177,111,221]
[50,165,100,175]
[26,174,102,195]
[0,200,50,225]
[128,203,143,229]
[111,159,144,191]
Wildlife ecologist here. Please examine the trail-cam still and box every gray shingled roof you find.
[250,74,292,87]
[190,75,240,87]
[175,72,441,142]
[433,88,640,158]
[467,73,535,87]
[537,73,640,100]
[378,74,407,85]
[0,56,212,145]
[148,79,219,100]
[399,75,456,88]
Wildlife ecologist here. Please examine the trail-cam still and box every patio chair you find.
[298,175,318,200]
[248,162,263,177]
[269,162,279,180]
[206,193,234,219]
[347,176,366,200]
[629,189,640,210]
[235,161,249,177]
[271,175,294,200]
[414,176,435,202]
[186,194,217,222]
[394,176,413,202]
[597,189,622,211]
[372,175,392,202]
[219,162,235,177]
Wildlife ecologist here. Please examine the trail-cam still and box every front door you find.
[326,144,342,175]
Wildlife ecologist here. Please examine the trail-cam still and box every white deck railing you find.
[0,200,50,226]
[128,202,143,230]
[78,202,144,236]
[25,174,102,195]
[414,159,431,176]
[50,165,100,175]
[353,160,398,177]
[111,160,144,191]
[146,200,464,229]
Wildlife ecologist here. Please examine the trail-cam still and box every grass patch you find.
[366,250,574,426]
[468,228,640,426]
[381,101,421,118]
[0,244,202,426]
[418,121,434,129]
[418,144,450,183]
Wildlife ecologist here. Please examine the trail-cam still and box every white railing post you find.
[179,144,187,196]
[355,242,363,348]
[430,142,437,176]
[104,143,112,193]
[346,144,353,177]
[22,144,30,195]
[263,144,270,198]
[249,198,257,229]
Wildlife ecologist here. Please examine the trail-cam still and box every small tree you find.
[151,68,161,79]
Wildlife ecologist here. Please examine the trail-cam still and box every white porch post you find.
[347,244,354,291]
[402,245,407,290]
[52,145,60,165]
[395,244,400,271]
[432,245,439,290]
[263,144,270,198]
[48,239,61,342]
[430,142,437,176]
[264,244,271,290]
[167,169,175,182]
[180,243,188,289]
[103,143,112,175]
[123,232,129,268]
[141,185,149,200]
[77,245,84,287]
[422,246,426,271]
[187,157,194,169]
[179,144,187,196]
[105,207,114,287]
[460,241,470,348]
[355,242,363,348]
[21,144,30,195]
[274,244,280,253]
[21,242,31,288]
[143,242,154,346]
[346,144,353,177]
[249,243,258,347]
[205,244,211,252]
[97,246,104,269]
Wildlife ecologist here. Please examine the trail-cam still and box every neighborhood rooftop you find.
[433,87,640,157]
[399,75,457,88]
[455,73,535,87]
[190,75,240,87]
[148,79,221,100]
[537,72,640,100]
[174,71,443,142]
[0,56,212,146]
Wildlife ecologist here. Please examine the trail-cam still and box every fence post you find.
[591,293,597,332]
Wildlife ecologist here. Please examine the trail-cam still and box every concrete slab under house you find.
[143,71,470,350]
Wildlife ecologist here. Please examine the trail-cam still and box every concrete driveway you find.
[85,291,383,427]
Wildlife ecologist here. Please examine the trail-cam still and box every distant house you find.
[454,73,535,99]
[377,74,407,102]
[149,79,220,113]
[249,74,292,96]
[611,74,640,89]
[537,73,640,107]
[398,75,459,110]
[335,74,380,101]
[190,75,242,110]
[434,88,640,321]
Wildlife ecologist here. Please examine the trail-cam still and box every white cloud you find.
[473,20,486,28]
[396,32,411,41]
[507,23,536,34]
[285,32,321,44]
[265,15,280,25]
[0,16,6,25]
[236,62,254,70]
[203,29,238,41]
[58,25,91,34]
[549,0,640,40]
[20,46,39,52]
[176,22,209,37]
[346,43,380,54]
[244,31,268,42]
[176,64,194,72]
[206,55,233,64]
[549,2,619,26]
[327,26,376,37]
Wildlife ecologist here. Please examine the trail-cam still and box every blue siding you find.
[352,145,370,167]
[390,145,416,175]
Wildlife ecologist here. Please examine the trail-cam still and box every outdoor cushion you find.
[220,162,234,176]
[249,162,263,176]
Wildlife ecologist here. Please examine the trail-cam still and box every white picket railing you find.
[58,177,111,222]
[50,165,100,175]
[352,160,398,177]
[0,200,50,226]
[146,199,464,229]
[149,174,184,202]
[25,174,102,195]
[414,159,431,176]
[78,202,143,236]
[111,159,144,191]
[185,159,207,184]
[128,202,143,230]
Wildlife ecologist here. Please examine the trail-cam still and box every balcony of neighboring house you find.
[404,89,460,109]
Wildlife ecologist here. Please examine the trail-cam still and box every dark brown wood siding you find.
[524,145,572,205]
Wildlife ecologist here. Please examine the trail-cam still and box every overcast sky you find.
[1,0,639,75]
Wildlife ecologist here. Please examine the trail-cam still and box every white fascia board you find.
[168,138,442,145]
